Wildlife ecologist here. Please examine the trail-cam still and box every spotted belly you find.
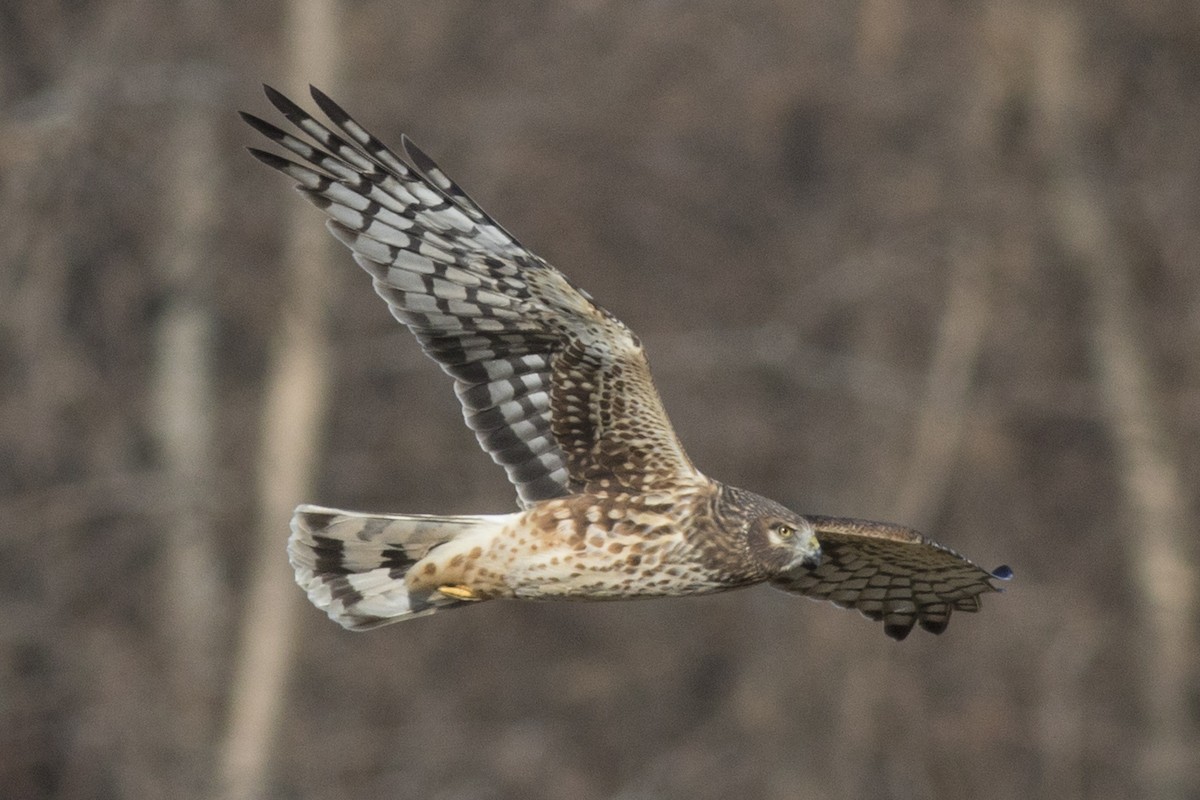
[500,526,732,600]
[405,497,732,601]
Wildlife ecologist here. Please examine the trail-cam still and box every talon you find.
[437,584,480,601]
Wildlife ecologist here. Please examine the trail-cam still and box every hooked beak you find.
[791,548,822,571]
[787,527,822,571]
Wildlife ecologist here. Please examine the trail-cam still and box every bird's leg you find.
[436,584,482,601]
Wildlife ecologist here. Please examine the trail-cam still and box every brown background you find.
[3,1,1198,799]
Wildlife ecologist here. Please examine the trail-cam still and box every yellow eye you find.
[775,524,794,539]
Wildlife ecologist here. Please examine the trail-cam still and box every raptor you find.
[243,86,1011,640]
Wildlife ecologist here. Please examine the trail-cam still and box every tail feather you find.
[288,504,506,630]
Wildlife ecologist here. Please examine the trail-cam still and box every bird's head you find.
[747,512,822,573]
[722,487,822,574]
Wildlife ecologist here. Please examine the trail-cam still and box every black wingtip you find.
[262,84,308,121]
[240,110,287,140]
[884,623,913,641]
[991,565,1014,581]
[402,134,438,175]
[245,147,294,171]
[309,84,351,124]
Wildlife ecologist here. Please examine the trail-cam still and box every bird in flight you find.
[243,86,1010,640]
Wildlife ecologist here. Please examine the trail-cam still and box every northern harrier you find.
[243,86,1011,640]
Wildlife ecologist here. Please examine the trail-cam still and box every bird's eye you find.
[775,524,794,539]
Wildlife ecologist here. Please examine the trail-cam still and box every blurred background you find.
[3,1,1198,798]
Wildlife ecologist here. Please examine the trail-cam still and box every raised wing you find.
[773,516,1012,640]
[243,86,699,506]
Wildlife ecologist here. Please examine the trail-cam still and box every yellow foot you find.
[436,584,481,601]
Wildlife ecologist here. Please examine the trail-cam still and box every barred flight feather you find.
[243,85,699,505]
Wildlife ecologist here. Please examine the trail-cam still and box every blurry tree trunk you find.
[215,1,340,798]
[151,53,224,797]
[1033,9,1198,799]
[834,14,997,797]
[891,245,991,529]
[6,0,227,796]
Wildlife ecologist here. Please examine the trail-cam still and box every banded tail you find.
[288,505,507,630]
